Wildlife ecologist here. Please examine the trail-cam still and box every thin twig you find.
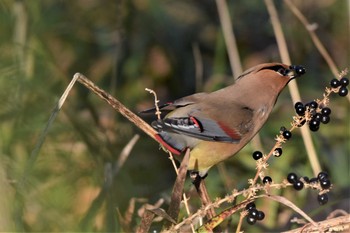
[145,88,162,120]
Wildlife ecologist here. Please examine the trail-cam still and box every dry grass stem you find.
[265,195,317,227]
[282,214,350,233]
[192,43,204,92]
[264,0,321,176]
[165,149,190,228]
[215,0,242,78]
[75,73,157,140]
[20,74,80,185]
[115,134,140,174]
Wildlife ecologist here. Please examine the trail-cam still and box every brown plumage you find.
[147,63,305,176]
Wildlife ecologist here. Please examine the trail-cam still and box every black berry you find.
[320,179,331,189]
[309,119,320,131]
[330,78,341,88]
[246,215,257,225]
[317,193,328,205]
[294,102,304,109]
[313,113,322,121]
[340,77,349,87]
[321,107,331,116]
[287,173,298,184]
[291,65,306,76]
[263,176,272,184]
[246,202,256,211]
[249,208,259,219]
[293,180,304,191]
[309,101,318,109]
[309,118,320,127]
[274,148,283,157]
[317,171,329,181]
[339,86,348,97]
[309,124,319,132]
[294,102,305,116]
[252,151,263,160]
[295,106,305,116]
[256,211,265,221]
[321,115,330,124]
[282,130,292,140]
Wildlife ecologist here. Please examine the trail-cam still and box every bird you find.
[144,63,305,177]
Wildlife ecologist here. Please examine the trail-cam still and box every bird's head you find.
[237,63,306,92]
[273,64,306,79]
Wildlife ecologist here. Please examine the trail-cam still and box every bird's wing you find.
[139,92,208,113]
[152,104,253,143]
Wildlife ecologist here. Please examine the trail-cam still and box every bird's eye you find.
[276,67,289,76]
[262,65,288,75]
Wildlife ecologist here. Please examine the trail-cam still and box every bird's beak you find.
[288,65,306,78]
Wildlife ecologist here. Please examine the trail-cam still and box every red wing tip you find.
[217,121,241,140]
[154,134,181,155]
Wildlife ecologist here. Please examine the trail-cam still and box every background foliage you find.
[0,0,348,232]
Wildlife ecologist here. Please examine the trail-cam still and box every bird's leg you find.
[190,171,216,219]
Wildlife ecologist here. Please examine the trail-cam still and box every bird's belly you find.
[187,141,245,174]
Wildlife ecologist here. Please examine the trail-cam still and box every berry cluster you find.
[245,202,265,225]
[287,171,331,205]
[293,76,348,131]
[330,77,349,97]
[294,101,331,131]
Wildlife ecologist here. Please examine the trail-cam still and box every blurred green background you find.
[0,0,348,232]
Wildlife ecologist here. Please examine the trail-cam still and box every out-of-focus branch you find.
[284,0,350,103]
[264,0,321,176]
[215,0,243,78]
